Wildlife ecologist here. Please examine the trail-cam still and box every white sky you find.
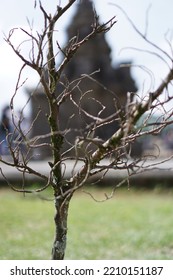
[0,0,173,117]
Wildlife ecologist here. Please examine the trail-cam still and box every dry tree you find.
[1,0,173,259]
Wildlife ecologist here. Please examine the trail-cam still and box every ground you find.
[0,187,173,259]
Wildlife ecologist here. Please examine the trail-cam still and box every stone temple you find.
[27,0,137,159]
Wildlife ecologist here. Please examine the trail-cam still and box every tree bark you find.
[51,194,72,260]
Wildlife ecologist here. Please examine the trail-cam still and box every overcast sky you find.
[0,0,173,116]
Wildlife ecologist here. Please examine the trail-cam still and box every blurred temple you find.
[27,0,137,159]
[0,105,27,157]
[0,106,12,155]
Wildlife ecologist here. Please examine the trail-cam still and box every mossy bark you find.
[48,98,72,260]
[51,194,71,260]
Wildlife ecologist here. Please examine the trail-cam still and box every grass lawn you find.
[0,187,173,259]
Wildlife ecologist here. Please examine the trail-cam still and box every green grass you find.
[0,187,173,259]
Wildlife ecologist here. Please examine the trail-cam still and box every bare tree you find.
[1,0,173,260]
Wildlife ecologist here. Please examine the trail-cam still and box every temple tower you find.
[59,0,137,140]
[28,0,137,159]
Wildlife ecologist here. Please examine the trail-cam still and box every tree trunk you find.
[51,194,71,260]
